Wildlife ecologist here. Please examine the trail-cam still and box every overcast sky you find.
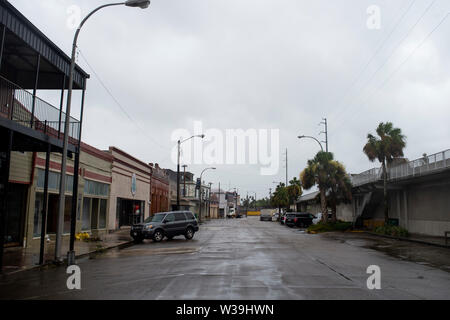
[11,0,450,198]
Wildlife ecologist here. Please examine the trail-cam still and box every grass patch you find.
[307,221,353,234]
[374,225,409,237]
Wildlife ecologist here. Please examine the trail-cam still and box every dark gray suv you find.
[130,211,199,243]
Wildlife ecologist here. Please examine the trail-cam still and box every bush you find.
[307,221,353,234]
[374,225,409,237]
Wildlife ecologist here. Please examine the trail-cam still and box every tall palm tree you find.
[300,151,334,223]
[287,177,303,210]
[363,122,406,223]
[272,183,289,214]
[327,161,352,223]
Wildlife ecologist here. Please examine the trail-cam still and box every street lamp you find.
[297,135,324,152]
[177,135,205,209]
[56,0,151,265]
[198,167,216,222]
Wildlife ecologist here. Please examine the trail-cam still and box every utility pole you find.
[208,182,212,218]
[320,118,328,152]
[182,164,187,196]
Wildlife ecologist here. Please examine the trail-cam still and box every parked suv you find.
[293,213,315,228]
[285,213,315,228]
[130,211,199,243]
[284,213,297,227]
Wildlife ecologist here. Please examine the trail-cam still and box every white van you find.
[260,209,275,221]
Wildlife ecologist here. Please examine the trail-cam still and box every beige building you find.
[107,147,151,230]
[6,142,113,250]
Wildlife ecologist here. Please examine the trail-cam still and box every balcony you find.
[0,75,80,145]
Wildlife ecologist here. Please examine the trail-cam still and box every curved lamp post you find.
[57,0,151,265]
[297,135,324,152]
[198,167,216,222]
[177,135,205,209]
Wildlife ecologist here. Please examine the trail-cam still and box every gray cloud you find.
[11,0,450,196]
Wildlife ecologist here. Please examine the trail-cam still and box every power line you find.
[330,0,439,132]
[344,12,450,127]
[328,0,418,124]
[77,49,170,152]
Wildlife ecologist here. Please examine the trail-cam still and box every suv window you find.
[164,213,175,223]
[174,212,187,221]
[185,212,195,220]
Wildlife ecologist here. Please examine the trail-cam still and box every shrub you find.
[307,221,352,234]
[374,225,409,237]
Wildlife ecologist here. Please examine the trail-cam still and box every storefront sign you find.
[131,173,137,196]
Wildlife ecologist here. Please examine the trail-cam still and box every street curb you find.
[365,232,450,249]
[1,240,134,276]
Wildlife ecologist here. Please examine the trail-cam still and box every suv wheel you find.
[153,230,164,242]
[185,227,194,240]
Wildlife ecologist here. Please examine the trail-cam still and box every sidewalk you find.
[366,231,450,248]
[1,229,133,275]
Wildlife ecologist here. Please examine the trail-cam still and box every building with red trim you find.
[107,147,151,230]
[5,142,114,250]
[150,163,169,214]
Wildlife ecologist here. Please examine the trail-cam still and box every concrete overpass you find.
[350,149,450,236]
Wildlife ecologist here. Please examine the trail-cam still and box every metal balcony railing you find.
[350,167,382,187]
[388,149,450,181]
[0,75,80,144]
[351,149,450,187]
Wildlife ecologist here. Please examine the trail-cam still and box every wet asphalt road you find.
[0,216,449,300]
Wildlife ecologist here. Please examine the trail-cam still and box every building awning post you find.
[30,54,41,128]
[0,129,13,273]
[39,143,51,265]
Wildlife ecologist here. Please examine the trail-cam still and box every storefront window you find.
[63,196,72,234]
[82,197,91,231]
[91,198,99,230]
[36,169,73,193]
[99,199,107,229]
[84,180,109,197]
[33,193,44,237]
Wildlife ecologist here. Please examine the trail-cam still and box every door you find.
[4,183,27,246]
[163,213,176,236]
[173,212,187,234]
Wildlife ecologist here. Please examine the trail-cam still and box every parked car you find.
[293,213,315,228]
[130,211,199,243]
[284,213,297,227]
[227,208,236,219]
[260,209,273,221]
[280,212,287,224]
[312,212,333,225]
[272,212,280,222]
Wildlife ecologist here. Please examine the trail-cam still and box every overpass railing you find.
[351,149,450,187]
[388,149,450,181]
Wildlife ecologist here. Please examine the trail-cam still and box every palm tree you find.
[363,122,406,223]
[327,161,352,223]
[272,183,289,214]
[287,177,303,211]
[300,151,334,223]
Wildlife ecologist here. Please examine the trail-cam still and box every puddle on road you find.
[86,244,198,260]
[322,233,450,273]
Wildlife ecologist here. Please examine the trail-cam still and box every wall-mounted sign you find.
[131,173,137,196]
